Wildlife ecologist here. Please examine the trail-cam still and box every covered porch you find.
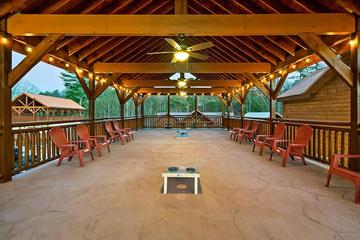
[1,129,360,239]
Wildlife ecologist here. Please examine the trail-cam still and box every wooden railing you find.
[11,117,140,174]
[143,115,222,128]
[223,117,351,167]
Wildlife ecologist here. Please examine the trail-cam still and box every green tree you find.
[60,72,88,109]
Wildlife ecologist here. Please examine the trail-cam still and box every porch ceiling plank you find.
[40,0,72,14]
[175,0,188,14]
[79,37,115,61]
[94,73,122,98]
[68,37,99,56]
[247,36,286,61]
[87,37,129,64]
[93,62,271,74]
[8,34,64,88]
[122,79,242,87]
[0,0,27,18]
[265,36,296,56]
[298,33,352,87]
[7,14,354,36]
[334,0,360,15]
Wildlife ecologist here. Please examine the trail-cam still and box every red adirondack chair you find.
[105,121,127,145]
[326,154,360,203]
[230,120,250,141]
[113,121,133,141]
[50,127,94,167]
[237,121,259,144]
[76,124,110,157]
[270,124,312,167]
[253,122,286,155]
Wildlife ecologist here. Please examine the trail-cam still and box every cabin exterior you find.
[277,67,350,121]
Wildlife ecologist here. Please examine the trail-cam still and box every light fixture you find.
[202,93,204,96]
[174,51,189,61]
[177,80,187,88]
[65,63,70,68]
[269,74,274,79]
[78,69,83,74]
[100,78,106,84]
[95,76,100,80]
[305,58,311,63]
[349,39,355,46]
[157,93,161,95]
[278,69,283,75]
[1,37,8,44]
[48,56,54,62]
[25,46,32,53]
[179,91,187,96]
[291,64,297,69]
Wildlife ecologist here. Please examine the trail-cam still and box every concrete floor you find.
[1,129,360,240]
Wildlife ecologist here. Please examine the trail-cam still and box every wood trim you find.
[8,14,354,36]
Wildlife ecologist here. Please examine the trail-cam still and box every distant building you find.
[277,67,350,121]
[12,93,85,123]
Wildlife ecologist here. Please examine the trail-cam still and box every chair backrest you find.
[250,121,259,132]
[243,120,250,129]
[112,121,121,132]
[76,124,90,140]
[50,127,69,148]
[293,125,312,153]
[105,122,116,137]
[273,123,286,139]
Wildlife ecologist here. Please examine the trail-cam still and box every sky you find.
[12,52,65,91]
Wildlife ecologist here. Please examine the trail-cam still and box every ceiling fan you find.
[147,34,215,63]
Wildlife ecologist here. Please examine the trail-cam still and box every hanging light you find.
[177,80,187,88]
[48,56,54,62]
[25,46,32,53]
[291,64,297,69]
[305,58,311,63]
[1,37,8,45]
[65,63,70,68]
[174,51,189,61]
[179,91,187,96]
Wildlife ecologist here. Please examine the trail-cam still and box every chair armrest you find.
[256,135,272,141]
[70,140,91,148]
[272,139,292,150]
[91,135,108,142]
[331,154,360,167]
[58,144,77,151]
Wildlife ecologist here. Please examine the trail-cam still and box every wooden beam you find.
[124,87,141,103]
[0,18,12,182]
[122,79,242,87]
[175,0,187,14]
[243,73,270,98]
[8,34,63,87]
[88,69,95,135]
[299,33,352,86]
[273,72,289,100]
[138,88,227,94]
[94,73,121,98]
[8,14,354,36]
[94,62,271,73]
[74,67,90,98]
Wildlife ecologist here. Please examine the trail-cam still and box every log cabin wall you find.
[282,76,350,121]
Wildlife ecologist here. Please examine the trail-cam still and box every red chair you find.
[50,127,94,167]
[230,120,250,141]
[113,121,133,141]
[270,125,312,167]
[76,124,110,157]
[105,122,127,145]
[237,121,259,144]
[326,154,360,204]
[253,122,286,155]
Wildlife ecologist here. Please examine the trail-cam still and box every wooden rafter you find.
[7,14,354,36]
[243,73,270,98]
[272,72,289,100]
[8,34,63,87]
[94,73,121,98]
[74,67,90,98]
[299,33,352,86]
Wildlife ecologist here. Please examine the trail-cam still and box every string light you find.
[349,39,355,46]
[95,76,100,80]
[305,58,311,63]
[65,63,70,68]
[278,69,283,75]
[48,56,54,62]
[269,74,274,79]
[1,37,8,44]
[202,93,204,96]
[157,92,161,95]
[100,78,106,84]
[25,46,32,53]
[291,64,297,69]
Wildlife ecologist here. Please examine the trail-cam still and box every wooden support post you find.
[88,69,95,135]
[0,19,12,182]
[269,80,276,134]
[141,100,145,128]
[167,94,170,128]
[349,17,360,171]
[194,94,198,128]
[134,101,138,130]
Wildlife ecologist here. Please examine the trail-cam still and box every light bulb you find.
[174,51,189,61]
[177,80,187,88]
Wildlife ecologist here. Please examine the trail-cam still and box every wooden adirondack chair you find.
[113,121,133,141]
[326,154,360,203]
[253,122,286,155]
[105,121,127,145]
[270,125,312,167]
[230,120,250,141]
[76,124,110,157]
[50,127,94,167]
[237,121,259,144]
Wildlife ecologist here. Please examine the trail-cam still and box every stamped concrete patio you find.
[0,129,360,240]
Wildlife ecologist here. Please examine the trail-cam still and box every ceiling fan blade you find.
[186,41,215,52]
[165,38,182,50]
[147,51,174,55]
[189,52,209,60]
[171,57,178,64]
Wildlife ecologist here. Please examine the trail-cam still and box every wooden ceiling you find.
[1,0,358,92]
